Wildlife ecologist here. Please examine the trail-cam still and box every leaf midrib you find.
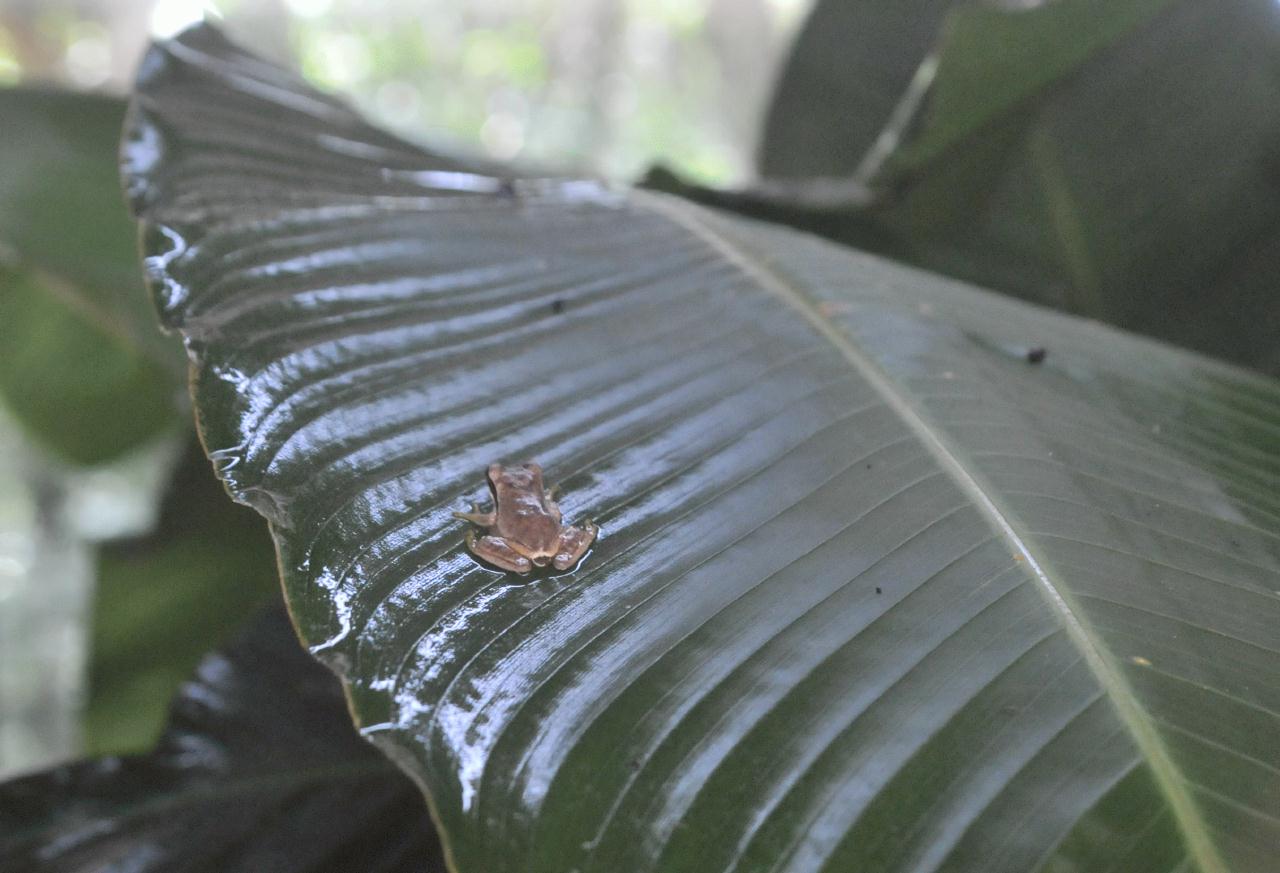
[634,189,1225,873]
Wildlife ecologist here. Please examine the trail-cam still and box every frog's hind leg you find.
[467,533,533,574]
[552,520,598,571]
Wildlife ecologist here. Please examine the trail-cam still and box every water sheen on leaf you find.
[124,25,1280,873]
[0,607,445,872]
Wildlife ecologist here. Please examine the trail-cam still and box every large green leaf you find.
[761,0,1173,179]
[1,606,446,871]
[125,26,1280,873]
[0,267,178,464]
[0,87,184,463]
[759,0,966,178]
[84,435,280,755]
[0,89,146,301]
[758,0,1280,376]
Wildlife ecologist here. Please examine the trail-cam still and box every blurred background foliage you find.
[757,0,1280,378]
[0,0,809,184]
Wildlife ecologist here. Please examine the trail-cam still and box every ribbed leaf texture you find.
[123,26,1280,873]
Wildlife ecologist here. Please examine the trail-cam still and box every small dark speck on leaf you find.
[1026,346,1047,364]
[496,177,517,198]
[551,299,565,314]
[865,462,873,470]
[628,759,641,771]
[875,586,882,595]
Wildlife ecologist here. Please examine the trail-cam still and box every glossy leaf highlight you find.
[124,26,1280,873]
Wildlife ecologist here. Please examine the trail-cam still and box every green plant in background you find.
[3,607,446,871]
[0,88,182,464]
[0,86,278,758]
[2,4,1279,873]
[759,0,1280,376]
[275,0,781,184]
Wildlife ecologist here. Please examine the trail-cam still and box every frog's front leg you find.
[453,504,496,527]
[552,521,598,571]
[466,531,533,574]
[542,485,563,523]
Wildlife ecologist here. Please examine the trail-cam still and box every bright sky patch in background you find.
[1,0,811,184]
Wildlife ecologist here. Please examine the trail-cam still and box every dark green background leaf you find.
[84,435,280,755]
[0,267,177,463]
[759,0,1280,376]
[0,89,274,752]
[759,0,964,178]
[1,606,446,872]
[125,26,1280,873]
[0,87,184,463]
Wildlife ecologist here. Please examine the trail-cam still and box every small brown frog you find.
[454,462,597,574]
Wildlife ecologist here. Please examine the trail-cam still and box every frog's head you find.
[488,461,542,490]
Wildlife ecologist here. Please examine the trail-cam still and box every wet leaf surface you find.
[123,26,1280,873]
